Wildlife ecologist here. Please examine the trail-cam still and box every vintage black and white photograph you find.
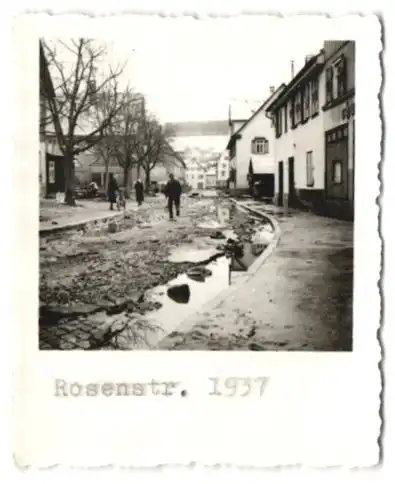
[38,20,355,351]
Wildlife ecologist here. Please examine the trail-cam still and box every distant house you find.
[89,141,186,191]
[148,144,186,184]
[226,85,286,197]
[184,156,206,190]
[216,150,230,188]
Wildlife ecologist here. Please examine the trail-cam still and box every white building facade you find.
[227,86,285,195]
[266,41,354,220]
[184,157,206,190]
[216,150,230,188]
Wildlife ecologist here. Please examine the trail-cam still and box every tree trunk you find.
[144,168,150,193]
[64,152,75,206]
[123,166,129,198]
[104,158,110,194]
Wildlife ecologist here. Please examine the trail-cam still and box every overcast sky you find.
[49,16,333,123]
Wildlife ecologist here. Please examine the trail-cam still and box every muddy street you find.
[39,195,266,349]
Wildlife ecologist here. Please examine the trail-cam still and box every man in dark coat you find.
[108,173,118,211]
[134,178,144,206]
[164,173,182,220]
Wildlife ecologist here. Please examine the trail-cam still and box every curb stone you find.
[39,211,127,236]
[155,199,282,345]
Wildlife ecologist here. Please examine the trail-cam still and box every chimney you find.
[291,60,295,79]
[269,86,275,94]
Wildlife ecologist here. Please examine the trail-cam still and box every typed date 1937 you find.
[209,377,269,397]
[54,377,269,397]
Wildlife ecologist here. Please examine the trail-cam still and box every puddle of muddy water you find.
[168,246,220,263]
[142,256,231,343]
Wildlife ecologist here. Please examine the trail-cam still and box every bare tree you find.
[41,38,127,205]
[95,90,145,196]
[137,116,175,192]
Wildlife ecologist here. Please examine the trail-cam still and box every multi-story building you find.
[39,40,65,197]
[216,150,230,188]
[322,41,355,220]
[265,41,355,220]
[184,156,207,190]
[226,86,285,197]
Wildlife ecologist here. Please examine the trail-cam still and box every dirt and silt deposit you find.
[39,196,273,349]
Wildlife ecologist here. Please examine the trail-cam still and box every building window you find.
[294,91,302,125]
[48,161,56,184]
[252,138,269,154]
[284,103,288,132]
[306,151,314,187]
[332,160,342,184]
[311,77,319,115]
[326,66,334,103]
[334,55,348,98]
[198,174,204,180]
[221,170,226,177]
[303,84,310,120]
[275,109,282,138]
[289,100,295,128]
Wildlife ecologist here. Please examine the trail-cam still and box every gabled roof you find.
[265,51,325,112]
[226,84,286,149]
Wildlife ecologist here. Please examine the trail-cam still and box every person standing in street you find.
[108,173,118,211]
[164,173,182,220]
[134,178,144,206]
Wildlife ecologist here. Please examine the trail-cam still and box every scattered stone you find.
[210,231,226,240]
[59,340,75,350]
[108,221,118,233]
[186,266,213,283]
[167,284,191,304]
[248,342,265,351]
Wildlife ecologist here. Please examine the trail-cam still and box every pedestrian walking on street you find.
[108,173,118,211]
[134,178,144,206]
[164,173,182,220]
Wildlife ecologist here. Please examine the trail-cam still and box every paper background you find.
[4,0,390,476]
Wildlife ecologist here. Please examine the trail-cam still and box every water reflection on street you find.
[145,256,231,339]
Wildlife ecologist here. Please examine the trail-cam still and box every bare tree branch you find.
[40,38,128,205]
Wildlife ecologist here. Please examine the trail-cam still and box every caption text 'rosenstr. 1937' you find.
[54,377,269,398]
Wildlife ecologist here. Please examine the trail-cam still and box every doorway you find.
[325,125,348,200]
[288,156,296,206]
[46,153,66,195]
[278,161,284,206]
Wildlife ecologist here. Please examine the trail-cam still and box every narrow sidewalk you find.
[40,198,154,234]
[158,206,354,351]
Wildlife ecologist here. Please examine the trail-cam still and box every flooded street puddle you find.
[40,198,276,350]
[136,256,231,347]
[168,245,221,263]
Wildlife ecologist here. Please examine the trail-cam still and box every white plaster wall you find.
[272,73,326,194]
[323,100,352,132]
[235,110,275,189]
[293,115,325,190]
